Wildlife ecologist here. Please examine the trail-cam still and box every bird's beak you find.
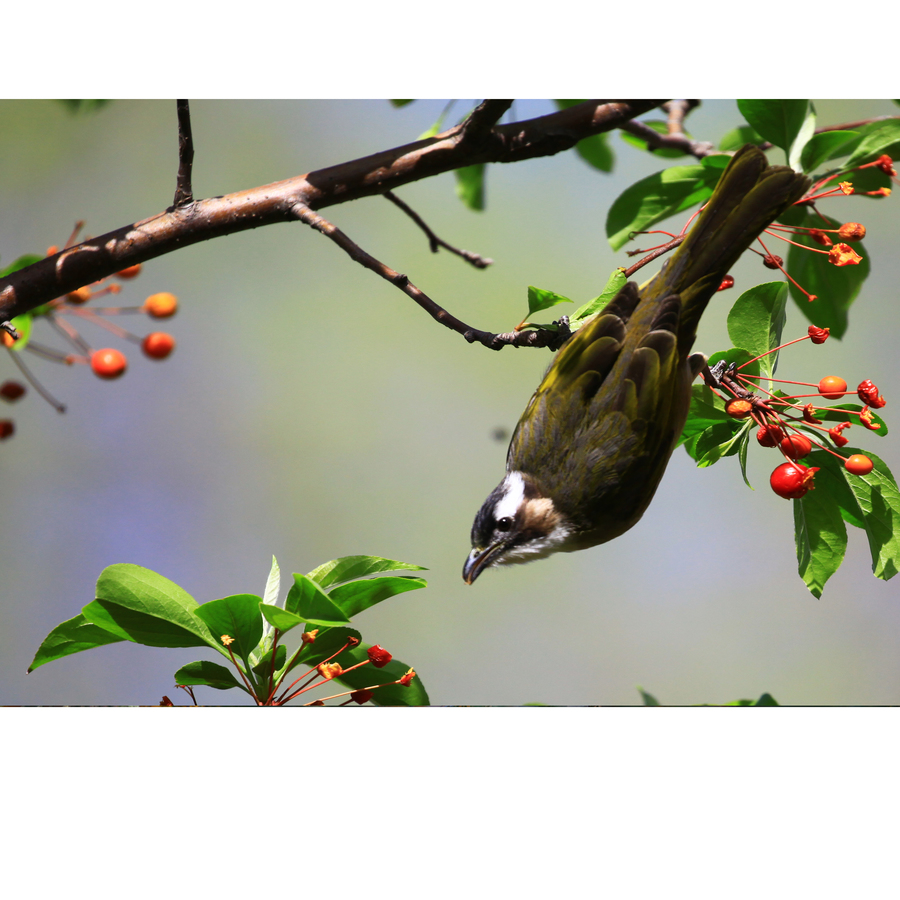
[463,543,502,585]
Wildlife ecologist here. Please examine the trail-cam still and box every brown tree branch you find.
[384,190,493,269]
[0,99,664,340]
[173,99,194,207]
[292,203,568,351]
[458,100,514,145]
[619,117,717,159]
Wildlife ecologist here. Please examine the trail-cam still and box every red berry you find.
[818,376,847,400]
[725,398,753,419]
[756,424,785,447]
[807,325,830,344]
[770,462,819,499]
[91,348,127,379]
[857,380,886,408]
[0,381,25,402]
[367,645,393,668]
[116,264,142,279]
[350,689,374,705]
[779,434,812,459]
[143,292,178,318]
[717,275,734,291]
[142,332,175,359]
[845,454,874,476]
[0,419,14,439]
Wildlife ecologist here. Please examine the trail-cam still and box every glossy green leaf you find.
[0,254,43,278]
[28,613,125,673]
[794,473,848,598]
[84,564,219,651]
[554,100,614,172]
[526,285,572,317]
[455,164,485,211]
[805,450,865,530]
[799,130,859,173]
[390,99,415,108]
[619,120,690,159]
[785,212,870,338]
[307,556,427,590]
[194,594,264,663]
[736,99,809,155]
[251,644,287,680]
[259,603,305,634]
[571,270,628,324]
[690,419,751,467]
[638,687,660,706]
[329,576,426,618]
[606,164,720,251]
[737,427,753,489]
[285,573,350,626]
[707,347,761,378]
[718,125,763,152]
[843,120,900,168]
[726,282,788,379]
[787,104,816,172]
[678,382,730,447]
[174,660,245,691]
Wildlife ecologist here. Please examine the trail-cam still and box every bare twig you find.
[663,99,700,134]
[619,118,717,159]
[5,347,66,412]
[623,235,686,278]
[173,100,194,207]
[0,100,665,337]
[292,202,567,351]
[384,191,493,269]
[459,100,514,145]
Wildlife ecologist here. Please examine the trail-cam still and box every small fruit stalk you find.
[1,223,179,439]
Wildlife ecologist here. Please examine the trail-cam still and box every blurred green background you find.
[1,99,897,705]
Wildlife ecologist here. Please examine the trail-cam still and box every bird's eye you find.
[495,516,514,533]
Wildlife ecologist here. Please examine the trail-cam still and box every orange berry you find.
[818,376,847,400]
[838,222,866,242]
[141,332,175,360]
[67,286,92,305]
[46,245,59,256]
[845,454,874,476]
[2,332,16,348]
[779,434,812,459]
[143,292,178,318]
[90,348,127,379]
[725,398,753,419]
[115,264,142,279]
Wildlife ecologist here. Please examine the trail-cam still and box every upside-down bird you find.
[463,145,809,584]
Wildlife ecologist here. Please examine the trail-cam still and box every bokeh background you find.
[1,98,897,706]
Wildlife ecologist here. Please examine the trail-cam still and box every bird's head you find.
[463,471,573,584]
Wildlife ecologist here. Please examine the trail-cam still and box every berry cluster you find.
[1,223,179,440]
[711,324,886,499]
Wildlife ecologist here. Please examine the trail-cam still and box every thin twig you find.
[458,100,514,145]
[292,202,569,351]
[5,347,66,412]
[384,191,493,269]
[619,118,717,159]
[173,99,194,208]
[623,235,686,278]
[663,99,700,134]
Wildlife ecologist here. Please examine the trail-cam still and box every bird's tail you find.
[640,144,810,354]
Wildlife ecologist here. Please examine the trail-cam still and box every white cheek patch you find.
[494,471,526,522]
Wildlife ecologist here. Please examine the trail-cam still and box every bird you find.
[463,145,810,584]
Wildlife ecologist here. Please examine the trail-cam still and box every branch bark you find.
[0,100,664,326]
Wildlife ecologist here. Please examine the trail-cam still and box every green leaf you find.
[174,660,245,691]
[329,576,427,618]
[726,282,788,379]
[794,472,848,598]
[637,687,660,706]
[736,99,809,155]
[7,313,32,351]
[263,556,281,607]
[785,212,870,339]
[718,124,763,152]
[838,449,900,580]
[706,347,761,378]
[843,120,900,168]
[737,427,753,489]
[799,130,860,173]
[787,103,816,172]
[307,556,427,590]
[285,573,351,626]
[806,451,865,530]
[390,99,415,108]
[259,603,305,634]
[678,383,730,448]
[58,99,110,114]
[606,164,721,251]
[690,419,750,467]
[0,254,43,278]
[526,285,573,317]
[570,270,628,324]
[194,594,264,663]
[28,613,125,673]
[753,693,779,706]
[251,644,287,681]
[455,164,485,211]
[83,564,219,651]
[619,120,691,159]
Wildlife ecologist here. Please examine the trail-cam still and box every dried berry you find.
[857,380,886,408]
[367,645,393,668]
[838,222,866,241]
[0,420,14,440]
[350,689,374,705]
[725,398,753,419]
[807,325,830,344]
[756,423,785,448]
